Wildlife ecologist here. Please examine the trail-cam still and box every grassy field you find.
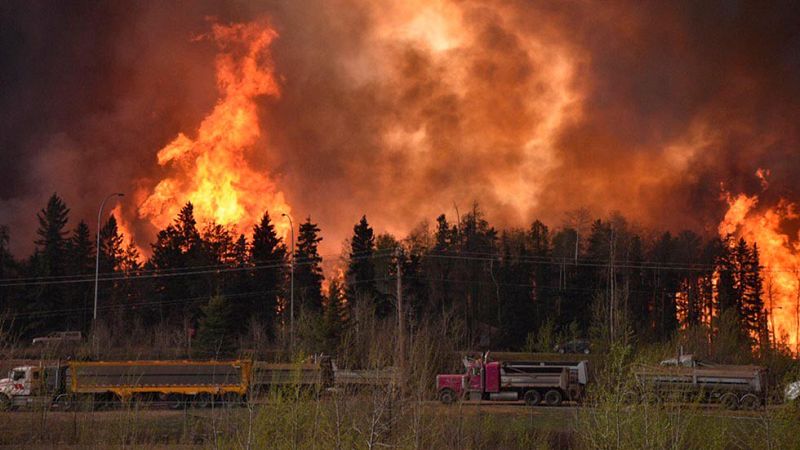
[2,399,799,449]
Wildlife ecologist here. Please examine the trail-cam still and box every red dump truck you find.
[436,353,589,406]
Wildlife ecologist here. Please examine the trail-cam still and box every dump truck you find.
[627,354,767,410]
[251,356,333,395]
[436,353,590,406]
[332,360,396,390]
[0,360,251,411]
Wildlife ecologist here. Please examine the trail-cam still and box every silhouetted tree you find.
[150,203,207,325]
[29,194,70,332]
[294,218,324,314]
[195,295,235,357]
[250,212,286,336]
[347,216,380,313]
[322,278,345,353]
[66,221,93,330]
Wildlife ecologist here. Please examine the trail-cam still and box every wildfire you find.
[138,20,291,240]
[719,179,800,351]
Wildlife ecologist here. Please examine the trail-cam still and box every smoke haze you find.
[1,0,799,256]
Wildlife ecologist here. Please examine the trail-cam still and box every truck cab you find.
[0,366,37,409]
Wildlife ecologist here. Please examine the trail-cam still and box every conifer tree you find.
[229,234,250,305]
[425,214,456,314]
[31,194,70,332]
[202,223,234,265]
[35,193,70,276]
[68,221,94,274]
[195,295,235,357]
[250,212,286,335]
[322,278,345,352]
[99,215,124,273]
[66,221,94,330]
[347,216,381,314]
[743,243,768,349]
[294,218,324,314]
[529,220,554,327]
[497,235,535,348]
[149,203,206,325]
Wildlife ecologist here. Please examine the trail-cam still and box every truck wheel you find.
[720,392,739,410]
[567,386,582,402]
[439,389,456,405]
[0,394,11,411]
[524,390,542,406]
[166,394,185,410]
[222,393,243,408]
[739,394,760,411]
[192,393,211,409]
[56,395,73,411]
[544,390,563,406]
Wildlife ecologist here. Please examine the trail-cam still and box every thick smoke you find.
[1,0,799,257]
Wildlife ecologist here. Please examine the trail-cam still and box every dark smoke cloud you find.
[1,0,799,257]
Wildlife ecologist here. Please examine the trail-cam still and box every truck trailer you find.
[627,354,767,410]
[0,360,251,411]
[437,353,589,406]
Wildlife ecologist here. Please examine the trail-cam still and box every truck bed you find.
[635,365,766,393]
[69,361,249,394]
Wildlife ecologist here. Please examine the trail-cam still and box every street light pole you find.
[94,193,124,322]
[282,213,295,352]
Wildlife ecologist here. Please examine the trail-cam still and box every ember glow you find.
[719,187,800,351]
[137,21,291,238]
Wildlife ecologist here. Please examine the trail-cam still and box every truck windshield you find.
[12,370,25,381]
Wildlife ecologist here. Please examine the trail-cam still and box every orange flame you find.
[138,20,291,239]
[719,179,800,351]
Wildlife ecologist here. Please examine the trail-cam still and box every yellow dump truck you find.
[0,360,251,410]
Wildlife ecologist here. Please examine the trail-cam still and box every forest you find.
[0,192,779,366]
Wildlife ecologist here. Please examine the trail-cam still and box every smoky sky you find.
[1,0,799,258]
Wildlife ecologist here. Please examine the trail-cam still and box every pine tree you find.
[454,204,498,342]
[649,232,679,341]
[194,295,235,357]
[294,218,324,314]
[347,216,381,315]
[529,220,554,329]
[229,234,250,307]
[743,243,768,349]
[30,194,70,332]
[497,235,535,348]
[424,214,456,315]
[250,212,286,335]
[202,223,234,265]
[99,215,124,273]
[35,193,70,276]
[66,221,94,330]
[149,203,207,325]
[322,278,345,352]
[68,221,94,274]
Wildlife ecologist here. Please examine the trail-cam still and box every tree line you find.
[0,194,775,359]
